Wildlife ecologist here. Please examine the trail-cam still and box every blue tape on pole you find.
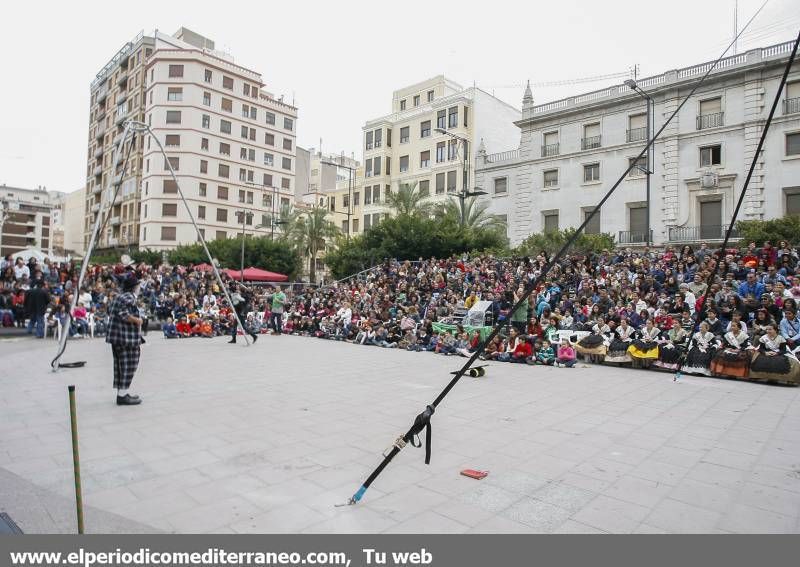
[352,486,367,502]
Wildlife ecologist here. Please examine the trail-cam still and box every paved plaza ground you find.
[1,333,800,534]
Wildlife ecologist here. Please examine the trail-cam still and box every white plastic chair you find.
[86,312,95,338]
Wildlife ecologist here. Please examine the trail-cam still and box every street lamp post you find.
[435,128,486,225]
[237,209,253,282]
[624,79,653,247]
[321,155,354,239]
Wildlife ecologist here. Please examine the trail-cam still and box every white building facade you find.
[359,76,520,232]
[475,40,800,247]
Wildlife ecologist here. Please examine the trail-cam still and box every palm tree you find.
[275,203,300,239]
[434,196,507,232]
[386,181,434,218]
[290,206,339,284]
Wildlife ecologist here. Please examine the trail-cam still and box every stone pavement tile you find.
[571,495,651,534]
[229,502,327,534]
[748,465,800,494]
[516,454,579,480]
[622,432,670,451]
[558,472,612,493]
[629,459,690,487]
[183,473,267,504]
[366,487,450,523]
[664,434,715,453]
[484,470,550,497]
[530,481,597,513]
[686,462,748,489]
[146,450,220,476]
[572,457,634,484]
[457,484,522,514]
[124,468,211,500]
[649,446,706,469]
[700,448,760,471]
[602,475,672,509]
[553,520,608,534]
[501,497,573,533]
[83,485,139,510]
[467,515,534,534]
[302,507,398,534]
[600,445,653,466]
[737,482,800,518]
[106,490,199,530]
[382,510,470,534]
[667,479,737,514]
[713,434,767,456]
[757,447,800,472]
[433,499,497,528]
[717,504,797,534]
[631,523,670,534]
[166,495,262,533]
[643,498,722,533]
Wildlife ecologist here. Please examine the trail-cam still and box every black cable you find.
[346,2,772,503]
[675,28,800,380]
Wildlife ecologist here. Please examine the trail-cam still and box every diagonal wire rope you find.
[342,0,773,505]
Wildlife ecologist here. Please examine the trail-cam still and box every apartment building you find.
[57,190,86,256]
[0,185,63,257]
[357,76,520,233]
[303,149,360,213]
[475,40,800,247]
[84,28,299,252]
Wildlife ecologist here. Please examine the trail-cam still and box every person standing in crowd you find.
[228,282,257,344]
[24,278,49,338]
[106,271,143,406]
[269,285,286,335]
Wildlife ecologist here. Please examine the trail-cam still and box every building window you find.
[200,159,208,174]
[629,205,648,240]
[400,99,406,110]
[284,117,294,131]
[420,120,431,138]
[786,132,800,156]
[373,156,381,176]
[399,155,409,173]
[165,110,181,124]
[352,218,359,232]
[165,156,179,171]
[220,120,231,134]
[282,157,292,170]
[627,114,647,142]
[365,131,373,150]
[161,226,176,240]
[242,104,250,118]
[283,138,293,151]
[281,178,290,189]
[265,133,275,146]
[222,76,234,90]
[412,95,420,107]
[448,140,458,161]
[167,87,183,101]
[204,69,212,83]
[448,106,458,128]
[203,92,211,106]
[215,231,226,240]
[163,179,178,194]
[428,90,434,102]
[697,97,724,129]
[494,177,507,194]
[373,186,381,204]
[700,144,722,166]
[785,82,800,115]
[582,123,601,150]
[238,189,246,203]
[464,106,469,127]
[365,158,373,178]
[168,64,183,78]
[436,110,446,130]
[218,142,230,156]
[364,214,371,231]
[217,186,228,200]
[542,131,559,157]
[265,112,275,125]
[201,137,209,151]
[264,153,274,166]
[447,170,457,192]
[221,98,233,112]
[435,142,446,163]
[400,126,409,143]
[583,208,600,234]
[628,156,648,177]
[353,192,360,206]
[202,114,210,129]
[420,150,430,168]
[785,188,800,215]
[386,156,391,175]
[162,203,177,216]
[543,169,559,188]
[435,172,445,194]
[364,189,371,205]
[216,208,228,222]
[218,164,230,178]
[543,211,559,232]
[198,205,206,219]
[165,134,180,147]
[583,163,600,183]
[199,182,207,197]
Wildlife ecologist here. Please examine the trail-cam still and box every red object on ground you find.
[224,266,289,282]
[460,469,489,480]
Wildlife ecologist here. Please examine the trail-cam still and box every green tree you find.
[167,236,300,278]
[735,215,800,246]
[434,196,507,232]
[514,228,615,257]
[386,181,433,218]
[290,206,339,283]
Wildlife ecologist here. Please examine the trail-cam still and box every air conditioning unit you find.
[700,170,719,188]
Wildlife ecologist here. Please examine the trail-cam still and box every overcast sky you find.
[1,0,796,194]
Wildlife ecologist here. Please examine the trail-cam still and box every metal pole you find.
[646,95,652,247]
[239,210,246,283]
[271,186,276,241]
[348,165,352,239]
[67,385,84,534]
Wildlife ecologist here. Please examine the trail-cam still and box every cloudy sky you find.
[1,0,796,194]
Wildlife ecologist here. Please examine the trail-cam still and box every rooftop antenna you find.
[734,0,739,55]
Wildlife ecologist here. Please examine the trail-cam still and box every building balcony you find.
[93,165,102,177]
[117,73,128,87]
[696,112,724,130]
[95,124,106,139]
[581,135,602,150]
[626,127,647,142]
[117,91,128,104]
[113,133,122,147]
[784,97,800,115]
[115,112,127,126]
[108,237,119,247]
[92,185,102,195]
[95,107,106,121]
[110,216,121,226]
[97,86,108,103]
[91,203,100,213]
[541,143,560,157]
[94,146,103,159]
[668,224,739,242]
[618,230,652,245]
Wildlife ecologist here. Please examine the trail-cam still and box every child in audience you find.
[555,338,577,368]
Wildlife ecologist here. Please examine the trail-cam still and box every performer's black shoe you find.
[116,394,142,406]
[250,334,258,343]
[228,338,236,344]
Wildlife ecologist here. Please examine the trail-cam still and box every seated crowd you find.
[2,239,799,382]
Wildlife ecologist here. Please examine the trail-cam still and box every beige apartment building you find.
[0,185,63,257]
[84,28,299,252]
[356,76,520,232]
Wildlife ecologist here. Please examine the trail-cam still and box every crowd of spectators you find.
[2,239,799,381]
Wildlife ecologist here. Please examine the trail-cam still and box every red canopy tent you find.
[193,263,214,272]
[223,266,288,282]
